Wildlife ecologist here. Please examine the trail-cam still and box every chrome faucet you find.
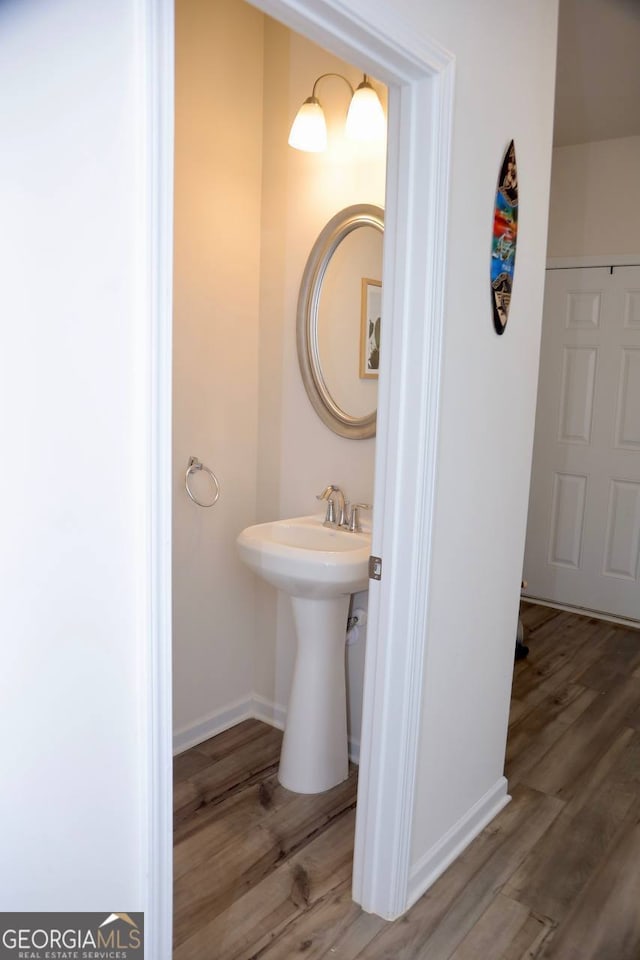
[316,486,371,531]
[316,484,348,527]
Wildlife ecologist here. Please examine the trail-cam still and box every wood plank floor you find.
[174,603,640,959]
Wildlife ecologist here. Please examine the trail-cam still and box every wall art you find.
[360,277,381,378]
[491,140,518,334]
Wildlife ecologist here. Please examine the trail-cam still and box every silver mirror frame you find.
[297,203,384,439]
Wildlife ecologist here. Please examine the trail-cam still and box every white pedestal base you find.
[278,594,351,794]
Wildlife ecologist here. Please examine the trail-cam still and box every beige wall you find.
[547,135,640,257]
[173,0,264,736]
[173,1,386,747]
[254,19,386,730]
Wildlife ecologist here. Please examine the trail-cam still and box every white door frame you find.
[142,0,455,952]
[547,255,640,270]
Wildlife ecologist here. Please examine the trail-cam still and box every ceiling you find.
[553,0,640,146]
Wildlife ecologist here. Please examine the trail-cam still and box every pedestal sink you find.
[237,515,371,793]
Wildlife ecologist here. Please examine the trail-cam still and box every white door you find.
[523,265,640,621]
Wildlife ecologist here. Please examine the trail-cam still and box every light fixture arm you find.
[311,72,356,101]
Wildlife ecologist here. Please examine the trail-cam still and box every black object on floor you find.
[515,640,530,661]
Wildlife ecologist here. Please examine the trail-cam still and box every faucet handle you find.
[348,503,371,533]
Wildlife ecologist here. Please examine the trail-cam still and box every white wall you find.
[401,0,558,878]
[0,0,150,908]
[547,135,640,258]
[172,0,264,742]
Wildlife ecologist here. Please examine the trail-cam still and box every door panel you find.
[547,472,587,569]
[523,265,640,621]
[603,479,640,580]
[615,348,640,449]
[557,345,597,443]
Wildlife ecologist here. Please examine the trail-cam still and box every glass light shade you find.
[345,81,386,143]
[288,97,327,152]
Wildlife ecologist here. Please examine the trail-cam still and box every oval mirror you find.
[297,204,384,439]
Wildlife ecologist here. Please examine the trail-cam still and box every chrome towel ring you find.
[185,456,220,508]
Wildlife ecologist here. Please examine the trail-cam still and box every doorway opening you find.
[520,0,640,630]
[145,0,455,952]
[172,4,386,948]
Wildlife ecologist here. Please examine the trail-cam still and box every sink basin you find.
[237,514,372,794]
[236,514,371,599]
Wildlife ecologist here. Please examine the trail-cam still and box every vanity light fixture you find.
[288,73,386,153]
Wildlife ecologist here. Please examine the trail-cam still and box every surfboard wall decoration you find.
[491,140,518,334]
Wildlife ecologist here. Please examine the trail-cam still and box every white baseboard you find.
[407,777,510,910]
[523,595,640,629]
[173,696,254,755]
[251,694,286,731]
[174,694,361,763]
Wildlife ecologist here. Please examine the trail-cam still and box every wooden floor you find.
[173,603,640,959]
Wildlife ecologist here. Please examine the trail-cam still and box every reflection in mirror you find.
[297,204,384,439]
[317,226,382,418]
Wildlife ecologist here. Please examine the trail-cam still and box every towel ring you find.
[185,456,220,508]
